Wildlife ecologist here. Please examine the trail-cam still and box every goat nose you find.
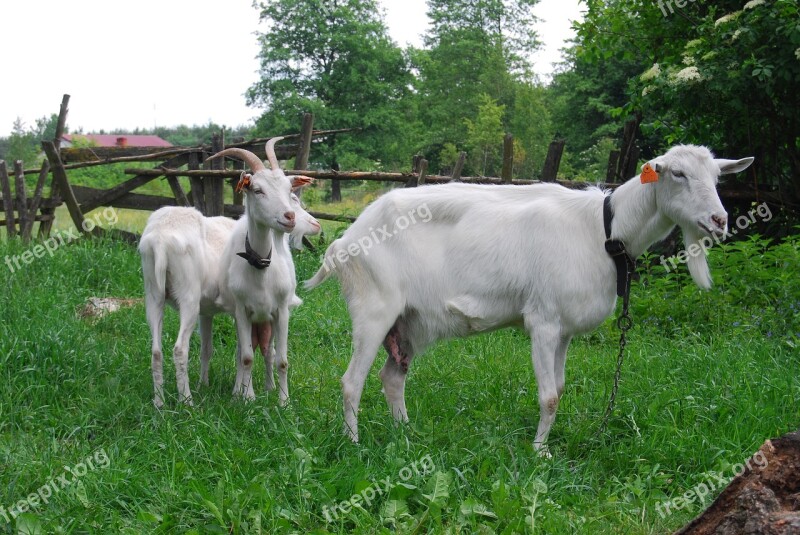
[712,214,727,229]
[284,211,295,222]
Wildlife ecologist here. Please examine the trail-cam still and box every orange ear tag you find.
[235,174,252,193]
[640,163,659,184]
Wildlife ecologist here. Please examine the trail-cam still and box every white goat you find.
[139,138,320,407]
[305,144,753,451]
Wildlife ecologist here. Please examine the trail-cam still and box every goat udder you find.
[383,325,411,373]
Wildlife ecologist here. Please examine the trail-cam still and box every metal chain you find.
[596,276,634,437]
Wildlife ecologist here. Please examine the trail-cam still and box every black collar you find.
[237,234,272,270]
[603,193,636,301]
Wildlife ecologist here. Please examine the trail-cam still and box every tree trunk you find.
[676,430,800,535]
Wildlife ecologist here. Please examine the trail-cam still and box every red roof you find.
[62,134,172,148]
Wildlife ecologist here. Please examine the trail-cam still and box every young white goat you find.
[139,138,320,407]
[305,144,753,451]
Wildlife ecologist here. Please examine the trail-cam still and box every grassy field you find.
[0,218,798,533]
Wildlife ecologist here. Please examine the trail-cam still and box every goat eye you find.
[672,170,686,179]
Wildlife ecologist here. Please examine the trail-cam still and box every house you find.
[60,134,172,148]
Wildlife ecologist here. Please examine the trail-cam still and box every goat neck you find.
[606,178,675,259]
[242,214,280,269]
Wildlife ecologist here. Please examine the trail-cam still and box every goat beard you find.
[680,225,713,290]
[288,228,306,251]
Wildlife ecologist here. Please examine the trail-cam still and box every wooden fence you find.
[0,94,783,244]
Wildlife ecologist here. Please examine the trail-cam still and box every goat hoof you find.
[153,397,164,409]
[535,445,553,459]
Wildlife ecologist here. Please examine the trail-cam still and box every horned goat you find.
[139,138,320,407]
[305,144,753,452]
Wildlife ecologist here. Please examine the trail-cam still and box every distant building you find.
[61,134,172,148]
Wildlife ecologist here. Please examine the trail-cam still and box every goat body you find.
[140,139,319,407]
[306,144,753,451]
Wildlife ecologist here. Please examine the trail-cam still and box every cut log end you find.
[676,431,800,535]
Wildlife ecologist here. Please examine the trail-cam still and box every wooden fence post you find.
[295,113,314,171]
[418,159,428,186]
[189,151,206,214]
[39,94,70,238]
[451,151,467,181]
[502,134,514,184]
[606,150,620,183]
[14,161,28,239]
[42,141,88,234]
[406,155,423,187]
[206,132,225,217]
[0,160,16,239]
[616,117,641,181]
[231,158,244,209]
[541,140,566,182]
[22,161,50,242]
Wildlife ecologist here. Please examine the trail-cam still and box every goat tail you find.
[304,241,339,290]
[139,234,168,301]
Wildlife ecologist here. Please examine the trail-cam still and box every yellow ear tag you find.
[640,163,659,184]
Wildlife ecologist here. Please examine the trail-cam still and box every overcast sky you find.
[0,0,583,138]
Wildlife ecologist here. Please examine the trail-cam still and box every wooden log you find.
[79,154,190,214]
[42,140,88,234]
[0,160,17,239]
[55,128,350,170]
[1,213,55,226]
[14,161,28,240]
[502,134,514,183]
[60,146,195,165]
[676,430,800,534]
[22,160,51,242]
[166,176,191,207]
[307,211,356,223]
[72,185,176,212]
[125,168,419,183]
[451,151,467,181]
[541,140,566,182]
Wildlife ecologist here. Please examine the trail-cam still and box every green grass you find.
[0,229,798,534]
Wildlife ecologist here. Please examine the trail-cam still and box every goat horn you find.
[265,136,285,172]
[205,148,265,173]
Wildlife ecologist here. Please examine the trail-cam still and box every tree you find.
[248,0,414,200]
[464,94,506,175]
[631,0,800,200]
[6,118,41,169]
[413,0,549,176]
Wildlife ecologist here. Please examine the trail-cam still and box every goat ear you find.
[715,157,754,175]
[235,173,252,193]
[640,160,661,184]
[291,175,314,189]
